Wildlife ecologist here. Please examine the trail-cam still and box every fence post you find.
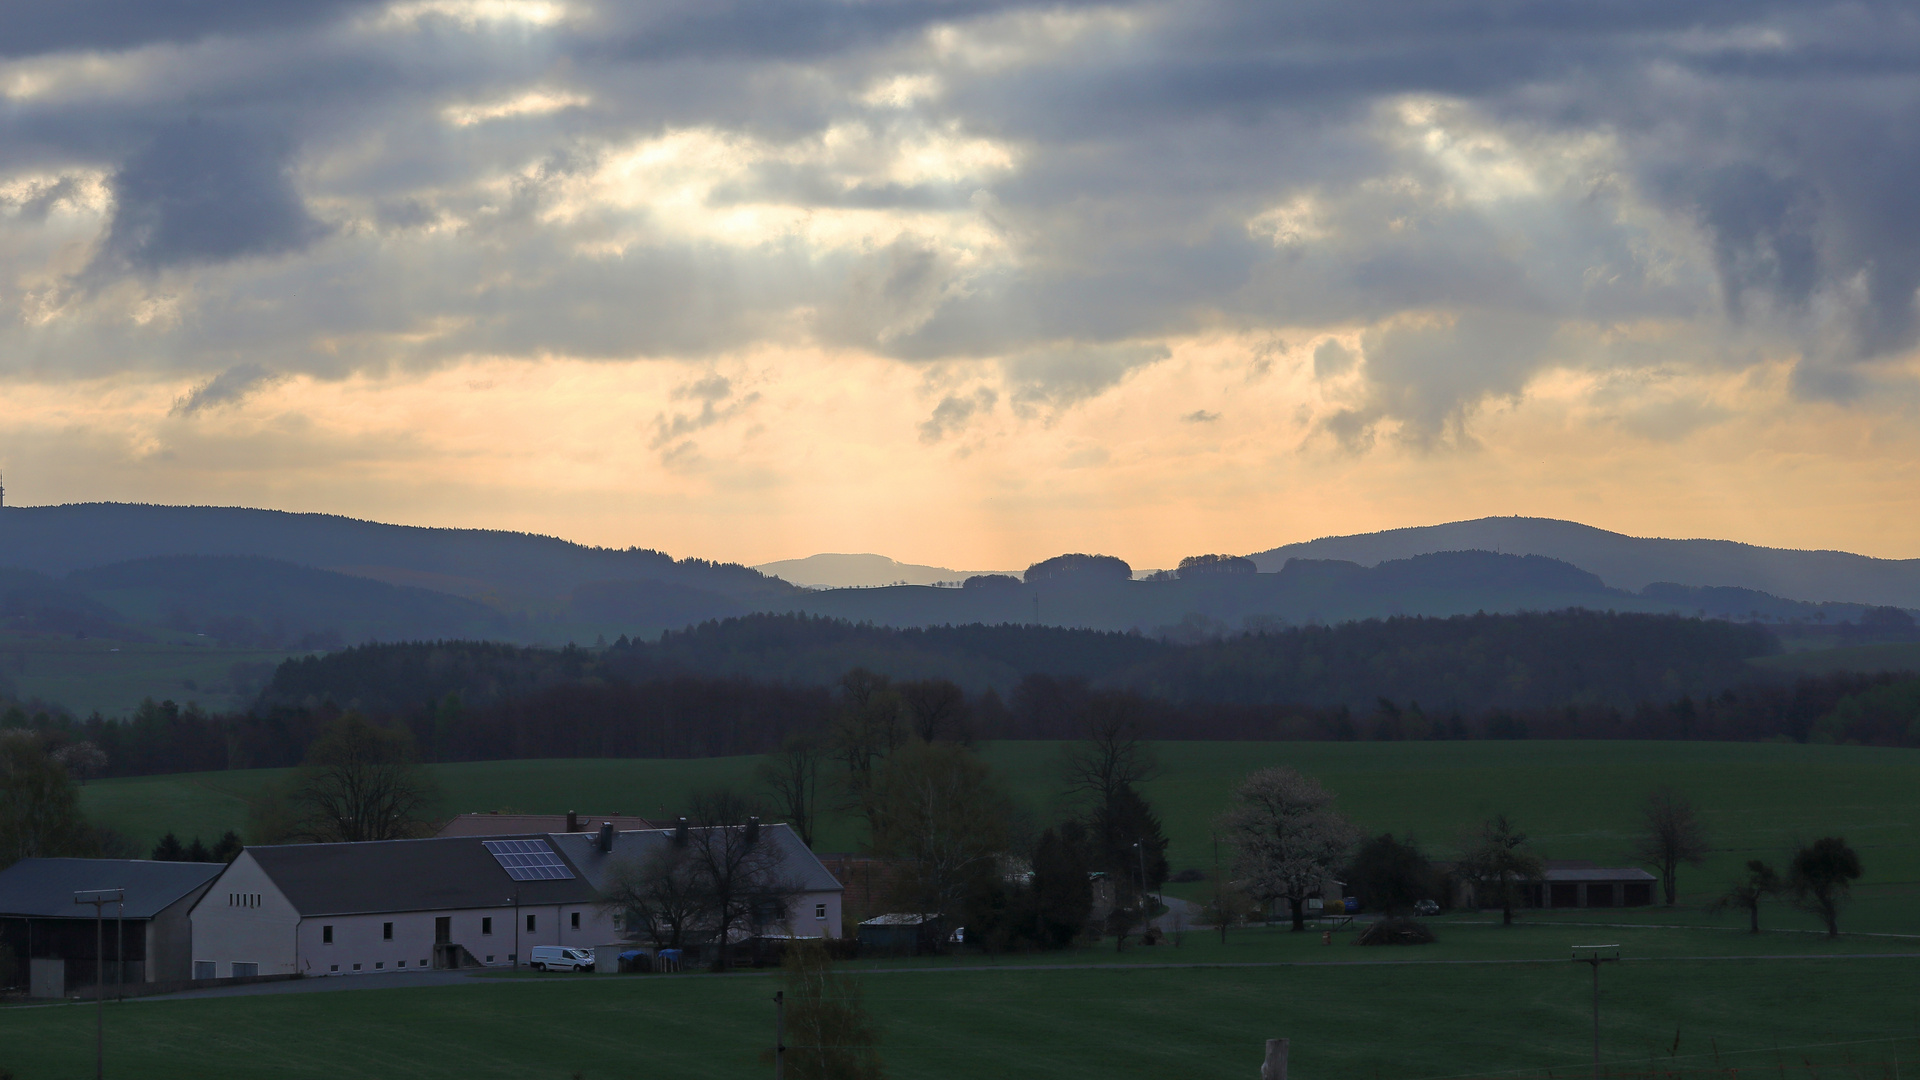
[1261,1037,1288,1080]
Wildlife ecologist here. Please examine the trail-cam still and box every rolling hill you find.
[1250,516,1920,607]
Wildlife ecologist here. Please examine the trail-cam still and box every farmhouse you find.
[550,820,844,941]
[190,833,613,978]
[190,821,844,978]
[0,858,223,993]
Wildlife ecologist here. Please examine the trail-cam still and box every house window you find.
[526,914,536,933]
[482,917,493,935]
[330,965,339,973]
[322,925,333,944]
[353,964,362,971]
[383,922,394,940]
[398,960,406,968]
[486,955,495,963]
[375,962,384,969]
[570,912,580,930]
[815,904,827,920]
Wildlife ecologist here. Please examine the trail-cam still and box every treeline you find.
[1114,610,1777,710]
[5,665,1918,784]
[259,609,1774,713]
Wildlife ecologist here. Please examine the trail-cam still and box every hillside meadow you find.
[79,740,1920,931]
[4,946,1919,1079]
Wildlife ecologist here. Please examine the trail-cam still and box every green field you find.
[81,741,1920,935]
[0,634,295,716]
[4,937,1920,1079]
[32,740,1920,1079]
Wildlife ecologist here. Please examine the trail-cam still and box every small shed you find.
[856,914,937,955]
[1533,862,1658,908]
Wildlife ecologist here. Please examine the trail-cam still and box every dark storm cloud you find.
[94,122,329,273]
[0,0,378,58]
[4,0,1920,432]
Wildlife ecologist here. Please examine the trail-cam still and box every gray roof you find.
[550,823,842,895]
[245,834,601,917]
[0,858,223,919]
[1542,867,1658,883]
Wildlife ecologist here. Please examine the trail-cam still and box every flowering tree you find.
[1220,767,1358,931]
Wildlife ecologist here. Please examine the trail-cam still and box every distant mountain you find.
[67,556,516,648]
[1250,517,1920,608]
[0,503,793,601]
[755,553,1016,589]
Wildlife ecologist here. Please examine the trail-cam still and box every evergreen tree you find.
[151,832,186,861]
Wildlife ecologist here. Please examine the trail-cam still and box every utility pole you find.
[75,888,124,1080]
[1571,945,1621,1075]
[773,990,786,1079]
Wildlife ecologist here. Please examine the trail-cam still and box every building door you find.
[435,917,451,945]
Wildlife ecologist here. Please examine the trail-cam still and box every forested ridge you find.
[4,610,1918,781]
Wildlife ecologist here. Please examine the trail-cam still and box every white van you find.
[529,946,594,972]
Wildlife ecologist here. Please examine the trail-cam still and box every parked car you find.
[530,946,595,972]
[1413,899,1440,916]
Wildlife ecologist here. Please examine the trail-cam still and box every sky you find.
[3,1,1920,569]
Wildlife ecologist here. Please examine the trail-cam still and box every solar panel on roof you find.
[482,839,575,881]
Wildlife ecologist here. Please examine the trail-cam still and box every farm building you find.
[189,820,843,978]
[1528,862,1659,908]
[0,858,223,994]
[551,820,844,943]
[190,833,614,978]
[1452,860,1658,909]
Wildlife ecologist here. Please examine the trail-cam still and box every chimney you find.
[674,817,688,847]
[745,816,760,844]
[566,811,580,833]
[596,822,614,853]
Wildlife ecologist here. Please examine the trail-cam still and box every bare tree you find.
[601,845,705,949]
[871,742,1015,934]
[1631,786,1709,906]
[683,818,802,971]
[1462,814,1543,927]
[1219,766,1358,931]
[898,679,969,743]
[757,732,824,847]
[289,713,440,843]
[1710,860,1780,934]
[830,669,905,842]
[1059,691,1159,807]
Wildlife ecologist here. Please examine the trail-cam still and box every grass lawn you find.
[4,934,1920,1079]
[83,741,1920,932]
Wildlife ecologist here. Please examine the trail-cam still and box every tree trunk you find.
[1748,903,1760,934]
[1288,897,1306,932]
[1663,858,1678,906]
[1500,877,1514,926]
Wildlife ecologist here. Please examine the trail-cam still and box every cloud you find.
[93,122,329,275]
[650,373,760,452]
[919,386,996,442]
[170,363,284,416]
[1002,342,1171,417]
[1182,409,1219,423]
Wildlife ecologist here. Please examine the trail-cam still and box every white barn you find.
[190,822,844,978]
[190,833,612,978]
